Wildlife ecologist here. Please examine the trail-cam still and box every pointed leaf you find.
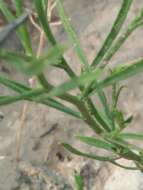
[12,0,32,54]
[110,160,138,170]
[0,1,15,21]
[106,137,142,152]
[0,88,46,105]
[56,0,89,71]
[48,69,102,97]
[91,58,143,92]
[34,0,56,45]
[120,133,143,140]
[123,115,133,124]
[0,75,30,93]
[62,142,117,161]
[74,171,84,190]
[0,45,66,76]
[39,98,82,119]
[92,0,133,66]
[76,135,116,151]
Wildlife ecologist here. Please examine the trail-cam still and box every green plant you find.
[74,171,84,190]
[1,0,143,171]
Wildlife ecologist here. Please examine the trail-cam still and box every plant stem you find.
[36,79,103,134]
[35,0,104,133]
[86,98,111,132]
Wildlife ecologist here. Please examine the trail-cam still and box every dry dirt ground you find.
[1,0,143,189]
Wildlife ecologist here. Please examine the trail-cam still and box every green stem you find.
[86,98,111,132]
[35,74,102,133]
[35,0,103,133]
[75,100,103,134]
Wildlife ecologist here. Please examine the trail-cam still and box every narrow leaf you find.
[48,69,101,97]
[106,137,142,152]
[76,135,116,151]
[0,75,30,93]
[0,75,81,118]
[86,99,111,132]
[92,58,143,92]
[62,142,117,161]
[0,1,15,22]
[12,0,32,54]
[0,89,46,105]
[56,0,89,71]
[34,0,56,45]
[39,98,82,119]
[123,115,133,124]
[0,45,66,76]
[120,133,143,140]
[74,172,84,190]
[110,160,138,170]
[92,0,133,66]
[102,8,143,65]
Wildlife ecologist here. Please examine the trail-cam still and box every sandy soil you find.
[0,0,143,189]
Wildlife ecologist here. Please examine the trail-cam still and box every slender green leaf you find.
[39,98,82,119]
[106,137,143,152]
[0,93,81,118]
[112,85,125,109]
[0,50,43,76]
[74,171,84,190]
[97,89,114,128]
[86,99,111,132]
[56,0,89,71]
[0,45,66,75]
[76,135,116,151]
[110,160,138,170]
[0,1,15,21]
[48,69,101,97]
[12,0,32,54]
[82,79,112,130]
[91,58,143,92]
[92,0,133,67]
[0,75,81,118]
[12,0,23,15]
[123,115,133,125]
[0,75,30,93]
[61,142,117,161]
[42,0,48,14]
[106,137,141,161]
[120,133,143,140]
[34,0,56,45]
[0,89,46,105]
[102,8,143,66]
